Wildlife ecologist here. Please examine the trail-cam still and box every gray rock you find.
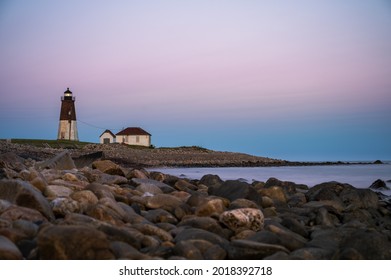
[195,198,225,217]
[339,229,391,259]
[281,217,309,238]
[85,183,115,200]
[143,209,178,224]
[133,223,173,242]
[92,160,125,176]
[0,179,54,221]
[50,197,80,216]
[0,152,26,171]
[228,198,260,210]
[146,194,182,213]
[175,228,229,251]
[37,225,115,259]
[98,224,142,250]
[209,180,262,205]
[132,178,175,193]
[199,174,223,188]
[37,151,76,170]
[110,241,147,259]
[228,239,289,260]
[369,179,389,191]
[173,240,204,259]
[178,216,226,236]
[0,235,23,259]
[266,222,308,251]
[44,184,74,198]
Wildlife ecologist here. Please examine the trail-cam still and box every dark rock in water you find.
[369,179,390,191]
[37,225,115,259]
[264,177,303,195]
[37,151,76,170]
[209,180,262,205]
[339,229,391,259]
[228,239,289,260]
[373,160,383,164]
[0,179,55,221]
[199,174,223,188]
[306,181,379,210]
[306,181,347,202]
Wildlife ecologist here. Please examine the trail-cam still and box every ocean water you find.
[150,163,391,196]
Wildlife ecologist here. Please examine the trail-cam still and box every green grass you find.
[10,138,92,149]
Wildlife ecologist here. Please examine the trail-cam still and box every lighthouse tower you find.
[57,87,79,141]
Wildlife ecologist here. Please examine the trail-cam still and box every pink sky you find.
[1,0,390,160]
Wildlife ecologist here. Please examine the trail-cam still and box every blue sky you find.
[0,0,390,161]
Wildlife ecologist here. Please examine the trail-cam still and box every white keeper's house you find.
[99,127,152,147]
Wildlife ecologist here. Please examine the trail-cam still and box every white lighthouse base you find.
[57,120,79,141]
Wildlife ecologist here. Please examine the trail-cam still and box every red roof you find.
[116,127,151,136]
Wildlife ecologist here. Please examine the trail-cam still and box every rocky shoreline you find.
[1,146,391,259]
[0,141,382,168]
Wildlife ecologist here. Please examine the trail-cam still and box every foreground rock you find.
[0,150,390,259]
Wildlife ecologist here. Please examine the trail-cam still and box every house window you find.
[103,138,110,144]
[136,136,140,143]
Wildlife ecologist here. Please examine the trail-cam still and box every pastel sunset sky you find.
[1,0,390,161]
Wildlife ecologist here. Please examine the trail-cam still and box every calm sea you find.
[150,162,391,196]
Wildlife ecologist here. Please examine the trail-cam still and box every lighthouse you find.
[57,87,79,141]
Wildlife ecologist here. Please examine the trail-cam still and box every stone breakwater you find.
[0,151,391,260]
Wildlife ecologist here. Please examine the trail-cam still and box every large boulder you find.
[37,225,115,259]
[306,181,379,210]
[0,152,26,172]
[37,151,76,170]
[208,180,262,206]
[92,160,125,177]
[0,179,54,221]
[219,208,264,232]
[369,179,389,191]
[339,229,391,259]
[0,235,23,259]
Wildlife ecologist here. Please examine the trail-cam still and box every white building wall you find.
[115,135,150,147]
[57,120,79,141]
[99,132,116,144]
